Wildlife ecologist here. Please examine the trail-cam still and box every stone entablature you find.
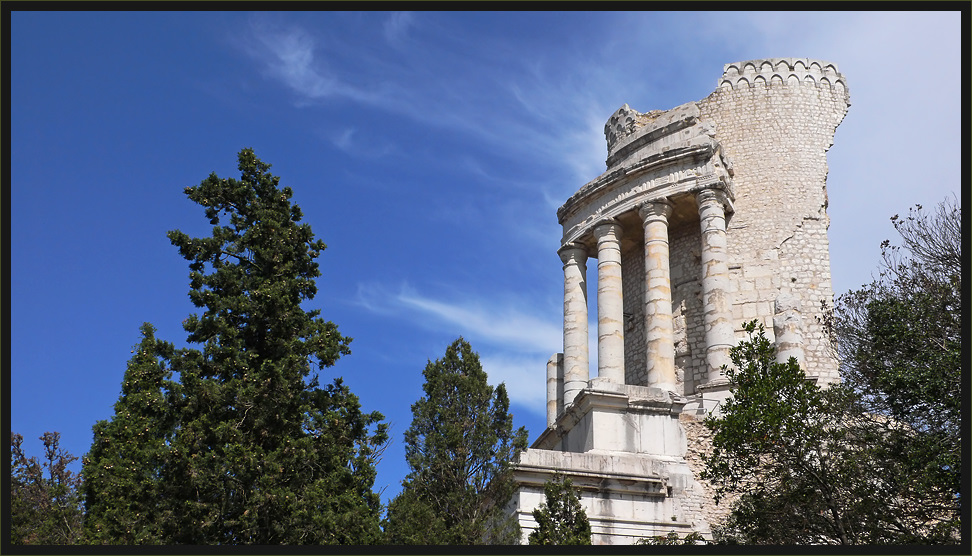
[510,58,849,544]
[557,101,734,248]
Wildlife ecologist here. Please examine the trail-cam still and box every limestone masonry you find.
[508,58,850,544]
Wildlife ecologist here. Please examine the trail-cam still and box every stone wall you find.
[668,221,706,396]
[622,239,646,386]
[679,413,736,530]
[696,58,849,383]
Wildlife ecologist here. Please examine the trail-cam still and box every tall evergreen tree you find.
[528,473,591,545]
[159,148,387,544]
[384,338,528,545]
[83,149,387,544]
[82,323,176,544]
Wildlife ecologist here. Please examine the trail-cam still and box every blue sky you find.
[9,10,961,506]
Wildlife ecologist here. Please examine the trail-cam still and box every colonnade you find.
[556,187,734,411]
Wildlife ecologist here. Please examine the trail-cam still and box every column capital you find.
[638,199,673,221]
[592,218,622,241]
[558,242,589,265]
[696,187,730,208]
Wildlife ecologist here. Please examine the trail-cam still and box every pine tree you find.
[384,338,528,544]
[159,148,388,544]
[528,473,591,545]
[82,323,176,544]
[84,149,387,544]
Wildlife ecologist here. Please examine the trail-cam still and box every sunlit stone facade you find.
[509,58,850,544]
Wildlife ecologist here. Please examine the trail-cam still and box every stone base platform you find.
[508,383,711,544]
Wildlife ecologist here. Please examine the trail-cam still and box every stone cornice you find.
[514,459,667,497]
[559,142,722,224]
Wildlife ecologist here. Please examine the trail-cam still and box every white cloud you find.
[383,12,415,46]
[250,24,337,100]
[374,284,562,354]
[240,14,610,192]
[479,354,547,410]
[331,127,355,150]
[354,281,564,415]
[244,18,391,107]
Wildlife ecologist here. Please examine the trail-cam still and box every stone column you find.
[639,200,678,392]
[593,219,625,384]
[697,188,735,384]
[546,353,564,428]
[559,243,589,406]
[773,293,805,367]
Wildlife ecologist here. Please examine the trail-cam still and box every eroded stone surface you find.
[515,57,849,544]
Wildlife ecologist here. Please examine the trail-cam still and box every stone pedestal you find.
[510,448,707,545]
[534,380,688,457]
[518,382,709,545]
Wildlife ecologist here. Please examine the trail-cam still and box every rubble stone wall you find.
[622,240,647,386]
[668,221,706,396]
[695,58,849,383]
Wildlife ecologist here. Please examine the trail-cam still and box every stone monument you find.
[508,58,850,544]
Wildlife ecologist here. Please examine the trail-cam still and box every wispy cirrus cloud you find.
[383,12,415,46]
[243,18,390,107]
[355,281,563,413]
[238,13,612,190]
[395,291,562,353]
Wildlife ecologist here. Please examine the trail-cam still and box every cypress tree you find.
[161,148,387,544]
[528,474,591,545]
[384,338,528,544]
[84,149,387,544]
[83,323,176,544]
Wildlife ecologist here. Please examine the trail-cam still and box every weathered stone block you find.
[519,56,847,544]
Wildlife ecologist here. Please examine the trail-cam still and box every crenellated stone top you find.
[604,104,665,155]
[717,58,849,102]
[602,102,715,168]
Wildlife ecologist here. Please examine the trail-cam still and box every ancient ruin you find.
[508,58,851,544]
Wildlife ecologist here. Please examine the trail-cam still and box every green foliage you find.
[528,473,591,545]
[635,531,706,545]
[82,323,176,544]
[704,195,962,545]
[83,149,388,544]
[10,432,84,545]
[382,486,448,545]
[384,338,529,544]
[829,196,962,543]
[702,321,873,544]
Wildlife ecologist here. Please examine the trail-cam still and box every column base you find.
[533,380,688,457]
[692,379,734,418]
